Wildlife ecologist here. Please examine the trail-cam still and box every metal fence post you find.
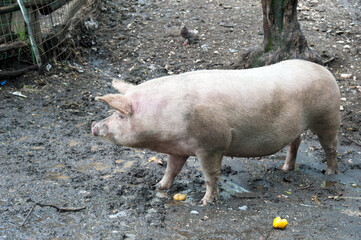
[16,0,42,68]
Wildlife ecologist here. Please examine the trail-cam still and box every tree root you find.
[241,45,322,69]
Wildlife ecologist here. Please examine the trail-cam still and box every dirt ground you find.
[1,0,360,239]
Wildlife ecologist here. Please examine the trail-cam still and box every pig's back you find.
[142,59,337,102]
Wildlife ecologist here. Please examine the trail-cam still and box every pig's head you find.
[92,94,134,145]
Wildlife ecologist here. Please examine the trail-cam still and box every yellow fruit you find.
[273,216,288,229]
[173,193,187,201]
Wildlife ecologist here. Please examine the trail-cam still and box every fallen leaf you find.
[147,156,163,165]
[102,175,113,179]
[69,140,79,147]
[134,149,145,153]
[75,122,88,127]
[52,163,64,169]
[19,136,29,141]
[56,175,70,180]
[92,162,110,171]
[31,146,45,150]
[122,161,135,169]
[12,91,27,98]
[312,195,322,205]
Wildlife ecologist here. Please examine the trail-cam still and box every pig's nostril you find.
[91,122,98,136]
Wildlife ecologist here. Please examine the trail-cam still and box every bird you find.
[180,26,199,45]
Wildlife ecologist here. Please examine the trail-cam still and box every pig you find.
[92,59,340,205]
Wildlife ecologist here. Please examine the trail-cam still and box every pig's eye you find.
[116,113,125,120]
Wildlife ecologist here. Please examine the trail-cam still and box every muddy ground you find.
[1,0,360,239]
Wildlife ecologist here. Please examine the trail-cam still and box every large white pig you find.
[92,59,341,205]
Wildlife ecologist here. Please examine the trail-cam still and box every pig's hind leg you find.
[157,155,188,190]
[315,129,339,175]
[282,136,302,171]
[310,114,340,175]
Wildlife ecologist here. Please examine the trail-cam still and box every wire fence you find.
[0,0,99,78]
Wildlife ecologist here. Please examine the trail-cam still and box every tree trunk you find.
[242,0,322,68]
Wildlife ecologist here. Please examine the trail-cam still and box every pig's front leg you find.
[157,155,188,190]
[198,151,223,205]
[282,136,302,171]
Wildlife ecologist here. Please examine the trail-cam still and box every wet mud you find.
[1,0,360,239]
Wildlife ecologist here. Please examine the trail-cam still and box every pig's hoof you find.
[281,164,294,172]
[202,198,211,206]
[155,181,171,190]
[201,195,217,206]
[325,166,339,175]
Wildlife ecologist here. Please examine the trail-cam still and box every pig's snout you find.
[92,121,106,137]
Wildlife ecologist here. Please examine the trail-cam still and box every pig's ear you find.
[112,79,134,94]
[95,94,133,116]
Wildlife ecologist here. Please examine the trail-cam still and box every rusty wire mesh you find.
[0,0,99,75]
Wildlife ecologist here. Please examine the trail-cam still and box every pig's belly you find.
[224,132,299,158]
[225,142,288,158]
[150,139,291,158]
[145,131,299,158]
